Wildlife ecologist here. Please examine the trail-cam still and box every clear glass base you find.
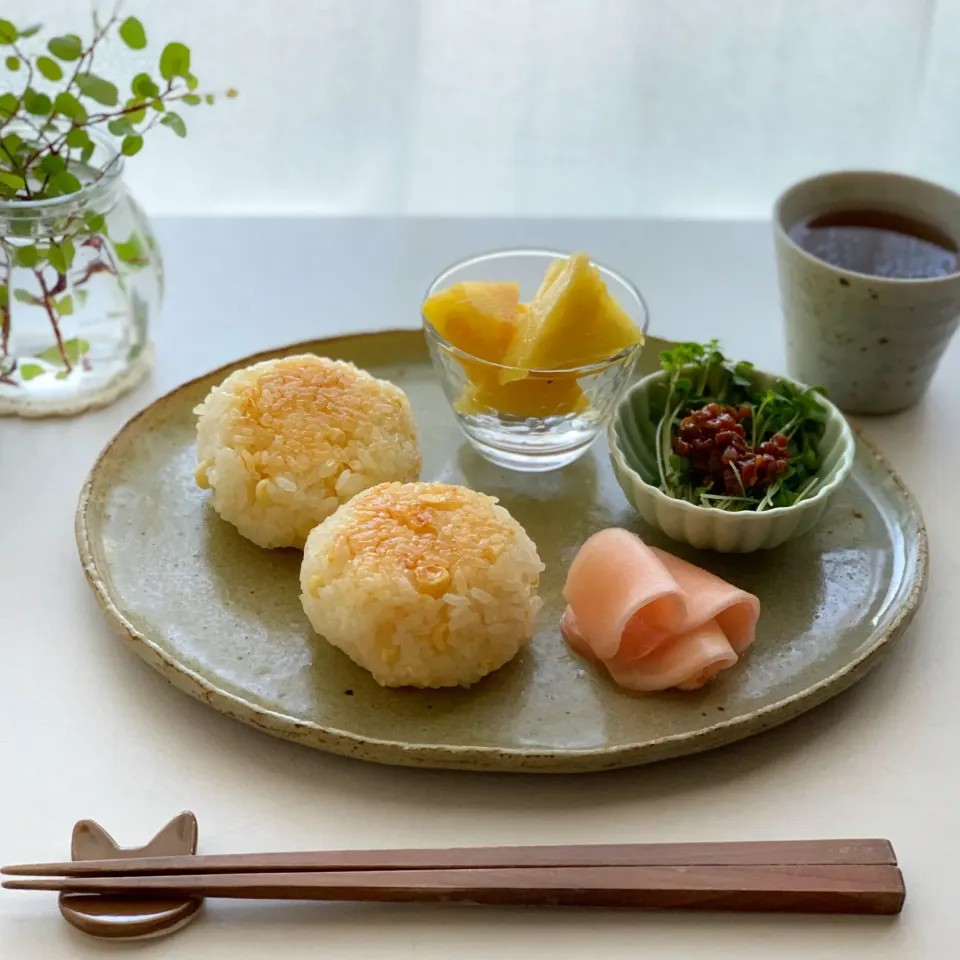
[463,422,598,472]
[0,342,153,418]
[0,149,162,419]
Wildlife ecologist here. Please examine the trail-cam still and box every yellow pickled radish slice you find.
[502,253,642,382]
[422,281,520,363]
[455,374,588,418]
[533,257,567,301]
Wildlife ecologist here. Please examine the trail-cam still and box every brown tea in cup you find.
[788,208,958,280]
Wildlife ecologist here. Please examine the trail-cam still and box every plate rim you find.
[75,330,929,773]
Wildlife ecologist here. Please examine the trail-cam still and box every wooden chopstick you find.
[1,839,896,879]
[2,864,905,915]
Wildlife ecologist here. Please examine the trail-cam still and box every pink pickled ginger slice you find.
[561,529,760,693]
[562,528,686,660]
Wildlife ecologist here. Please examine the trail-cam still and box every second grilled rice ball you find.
[300,482,544,688]
[194,355,421,548]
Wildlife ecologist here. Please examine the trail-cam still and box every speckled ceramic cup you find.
[774,171,960,414]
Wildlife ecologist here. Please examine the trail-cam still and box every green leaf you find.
[47,243,66,274]
[52,170,82,194]
[732,360,754,388]
[65,127,91,149]
[13,288,38,304]
[160,111,186,137]
[159,41,190,80]
[114,234,146,264]
[19,363,44,381]
[37,342,64,365]
[182,94,202,106]
[204,93,215,105]
[5,55,19,71]
[38,153,66,176]
[1,131,22,154]
[0,20,17,45]
[123,98,147,123]
[121,134,143,156]
[23,89,53,115]
[225,88,238,99]
[65,337,88,364]
[48,34,83,61]
[54,294,73,316]
[185,73,199,91]
[0,171,24,190]
[0,92,17,117]
[19,24,41,39]
[80,142,94,165]
[83,211,105,233]
[76,73,118,107]
[36,56,63,81]
[149,98,165,113]
[119,16,147,50]
[131,73,159,99]
[108,117,134,136]
[54,91,87,122]
[38,344,64,365]
[47,237,76,273]
[0,285,7,308]
[14,245,38,267]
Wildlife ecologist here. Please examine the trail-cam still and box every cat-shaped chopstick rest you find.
[60,811,202,940]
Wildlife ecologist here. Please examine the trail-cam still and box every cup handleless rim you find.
[773,169,960,287]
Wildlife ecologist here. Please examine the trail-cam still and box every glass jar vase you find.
[0,135,162,417]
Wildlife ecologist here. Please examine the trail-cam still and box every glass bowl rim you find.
[421,247,650,377]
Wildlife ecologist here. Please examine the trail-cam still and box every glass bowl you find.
[422,249,649,472]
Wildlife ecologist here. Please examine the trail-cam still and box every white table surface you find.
[1,218,954,959]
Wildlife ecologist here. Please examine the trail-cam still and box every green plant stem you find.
[791,475,821,506]
[98,235,122,276]
[6,32,68,190]
[32,266,71,371]
[83,2,123,80]
[72,251,114,286]
[9,37,36,127]
[20,3,121,174]
[35,84,191,187]
[0,139,21,187]
[6,36,42,198]
[0,241,11,356]
[58,3,121,116]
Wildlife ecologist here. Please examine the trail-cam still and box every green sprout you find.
[650,342,828,512]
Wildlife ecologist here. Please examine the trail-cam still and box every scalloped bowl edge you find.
[608,368,856,552]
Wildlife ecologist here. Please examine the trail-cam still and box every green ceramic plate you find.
[77,332,927,772]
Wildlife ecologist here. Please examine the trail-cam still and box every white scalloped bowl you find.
[608,368,856,553]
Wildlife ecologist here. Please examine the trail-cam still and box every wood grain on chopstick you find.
[2,864,905,915]
[0,839,896,878]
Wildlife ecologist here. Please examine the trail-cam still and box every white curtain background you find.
[5,0,958,217]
